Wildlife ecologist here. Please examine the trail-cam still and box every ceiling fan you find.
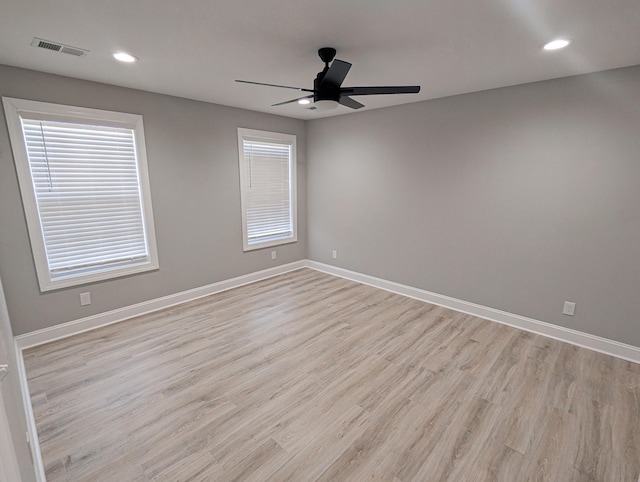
[236,47,421,110]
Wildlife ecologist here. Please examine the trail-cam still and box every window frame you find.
[237,128,298,252]
[2,97,159,292]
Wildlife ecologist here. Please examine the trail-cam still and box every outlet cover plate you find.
[562,301,576,316]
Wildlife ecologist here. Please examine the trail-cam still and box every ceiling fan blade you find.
[340,86,421,96]
[235,80,315,93]
[320,59,352,88]
[271,95,314,107]
[339,96,365,110]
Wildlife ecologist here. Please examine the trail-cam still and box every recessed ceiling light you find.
[543,39,570,51]
[298,98,311,105]
[112,52,137,63]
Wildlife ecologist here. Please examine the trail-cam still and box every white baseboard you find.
[16,261,307,350]
[15,258,640,364]
[307,261,640,365]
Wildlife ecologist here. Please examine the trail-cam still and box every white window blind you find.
[238,129,297,251]
[3,97,158,291]
[22,119,149,277]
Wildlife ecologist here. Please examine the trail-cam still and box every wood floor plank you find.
[22,268,640,481]
[266,405,371,482]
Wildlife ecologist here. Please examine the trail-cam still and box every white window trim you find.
[2,97,159,291]
[237,128,297,252]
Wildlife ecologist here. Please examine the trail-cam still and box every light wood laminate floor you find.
[24,269,640,481]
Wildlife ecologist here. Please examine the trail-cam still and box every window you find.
[2,97,158,291]
[237,128,297,251]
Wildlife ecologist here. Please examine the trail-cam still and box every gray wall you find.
[0,65,307,335]
[307,65,640,347]
[0,274,36,481]
[2,63,640,349]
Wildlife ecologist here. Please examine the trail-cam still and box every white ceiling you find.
[1,0,639,120]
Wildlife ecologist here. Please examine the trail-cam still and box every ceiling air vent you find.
[31,37,89,57]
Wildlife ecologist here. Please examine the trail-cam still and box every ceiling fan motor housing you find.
[314,47,340,102]
[314,73,340,102]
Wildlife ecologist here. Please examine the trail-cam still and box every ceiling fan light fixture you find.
[112,51,138,63]
[314,99,339,110]
[543,39,570,51]
[298,98,311,105]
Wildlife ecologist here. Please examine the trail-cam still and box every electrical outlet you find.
[271,250,277,260]
[332,250,337,259]
[80,292,91,306]
[562,301,576,316]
